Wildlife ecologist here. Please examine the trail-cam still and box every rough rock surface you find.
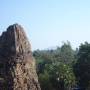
[0,24,41,90]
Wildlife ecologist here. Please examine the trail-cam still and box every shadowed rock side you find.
[0,24,41,90]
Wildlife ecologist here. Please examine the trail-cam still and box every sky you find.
[0,0,90,50]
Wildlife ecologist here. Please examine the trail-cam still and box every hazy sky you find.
[0,0,90,50]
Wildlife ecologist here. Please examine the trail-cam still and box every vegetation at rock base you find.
[33,41,90,90]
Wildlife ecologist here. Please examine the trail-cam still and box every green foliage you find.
[33,42,77,90]
[34,41,76,64]
[38,62,76,90]
[74,42,90,89]
[38,71,54,90]
[47,63,76,89]
[59,41,76,64]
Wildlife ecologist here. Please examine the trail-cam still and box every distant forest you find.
[33,41,90,90]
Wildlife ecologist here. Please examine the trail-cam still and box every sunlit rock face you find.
[0,24,41,90]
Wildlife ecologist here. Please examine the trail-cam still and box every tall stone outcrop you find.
[0,24,41,90]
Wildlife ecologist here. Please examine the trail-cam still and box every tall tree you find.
[74,42,90,90]
[58,41,76,64]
